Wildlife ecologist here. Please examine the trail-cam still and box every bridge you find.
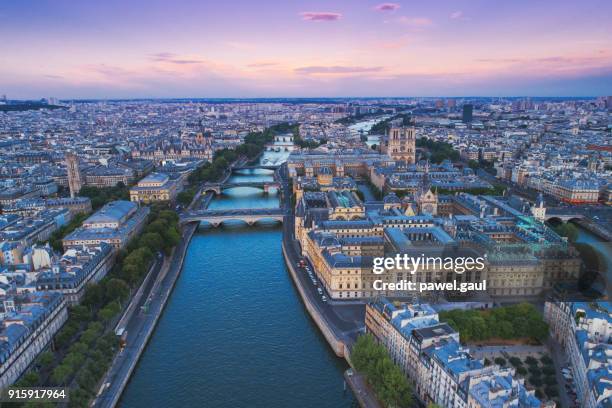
[180,208,286,227]
[232,164,280,171]
[544,209,585,223]
[202,181,281,194]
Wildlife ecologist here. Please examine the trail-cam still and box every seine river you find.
[120,151,355,407]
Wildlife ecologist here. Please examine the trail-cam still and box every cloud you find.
[374,3,400,12]
[300,12,342,22]
[396,16,433,28]
[295,65,383,75]
[450,11,463,20]
[44,74,64,79]
[247,62,279,68]
[377,37,411,49]
[148,52,205,65]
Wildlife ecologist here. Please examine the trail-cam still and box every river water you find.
[119,151,355,408]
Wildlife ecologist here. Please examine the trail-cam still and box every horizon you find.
[5,95,603,102]
[2,0,612,99]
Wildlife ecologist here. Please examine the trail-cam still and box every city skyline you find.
[2,0,612,99]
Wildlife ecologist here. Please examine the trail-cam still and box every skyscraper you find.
[65,152,82,198]
[607,96,612,112]
[462,103,473,123]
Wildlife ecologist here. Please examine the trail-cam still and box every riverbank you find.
[93,223,197,408]
[281,240,346,358]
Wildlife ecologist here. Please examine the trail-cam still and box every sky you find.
[1,0,612,99]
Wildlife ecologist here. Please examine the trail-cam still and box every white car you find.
[321,296,328,302]
[317,288,323,295]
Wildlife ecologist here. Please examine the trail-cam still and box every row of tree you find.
[48,212,90,252]
[439,303,549,343]
[351,334,413,408]
[369,113,413,134]
[79,183,130,210]
[13,206,181,407]
[415,137,461,163]
[550,221,605,295]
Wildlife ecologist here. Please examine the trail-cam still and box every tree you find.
[494,357,507,366]
[105,278,130,302]
[99,301,121,323]
[38,351,55,367]
[51,364,72,385]
[540,355,553,365]
[139,232,164,252]
[509,357,523,367]
[553,222,578,242]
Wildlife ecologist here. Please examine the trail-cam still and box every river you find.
[119,151,355,407]
[576,227,612,285]
[347,115,390,148]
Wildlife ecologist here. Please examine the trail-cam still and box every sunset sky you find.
[2,0,612,99]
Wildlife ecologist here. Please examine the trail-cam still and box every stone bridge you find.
[180,208,286,227]
[544,210,585,222]
[202,181,281,195]
[232,165,280,171]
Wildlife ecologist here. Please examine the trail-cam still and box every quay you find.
[92,223,197,408]
[344,369,383,408]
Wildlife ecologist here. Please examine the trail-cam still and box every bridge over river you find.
[180,208,286,227]
[201,178,281,195]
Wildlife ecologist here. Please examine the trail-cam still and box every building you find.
[544,301,612,408]
[0,292,68,389]
[65,152,82,198]
[380,126,416,164]
[63,200,149,250]
[129,172,179,203]
[287,148,394,180]
[463,104,474,123]
[295,191,580,301]
[36,244,115,305]
[366,297,545,407]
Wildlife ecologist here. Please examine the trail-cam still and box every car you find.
[312,279,317,285]
[317,288,323,295]
[321,296,328,302]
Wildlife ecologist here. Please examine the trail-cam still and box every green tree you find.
[139,232,164,252]
[105,278,130,302]
[37,351,55,367]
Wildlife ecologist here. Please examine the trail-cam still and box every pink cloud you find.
[295,65,383,75]
[247,62,280,68]
[397,16,433,27]
[149,52,205,65]
[374,3,401,12]
[450,11,463,20]
[300,12,342,22]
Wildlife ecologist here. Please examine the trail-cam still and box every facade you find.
[296,191,580,301]
[366,297,545,407]
[544,301,612,407]
[286,148,394,180]
[129,172,180,203]
[63,200,149,250]
[36,243,115,305]
[0,292,68,389]
[380,126,416,164]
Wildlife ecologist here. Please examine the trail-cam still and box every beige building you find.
[129,172,179,203]
[380,126,416,163]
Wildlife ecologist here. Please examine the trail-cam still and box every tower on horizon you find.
[65,152,82,198]
[462,104,473,123]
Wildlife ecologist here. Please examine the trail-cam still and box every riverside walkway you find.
[92,223,197,408]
